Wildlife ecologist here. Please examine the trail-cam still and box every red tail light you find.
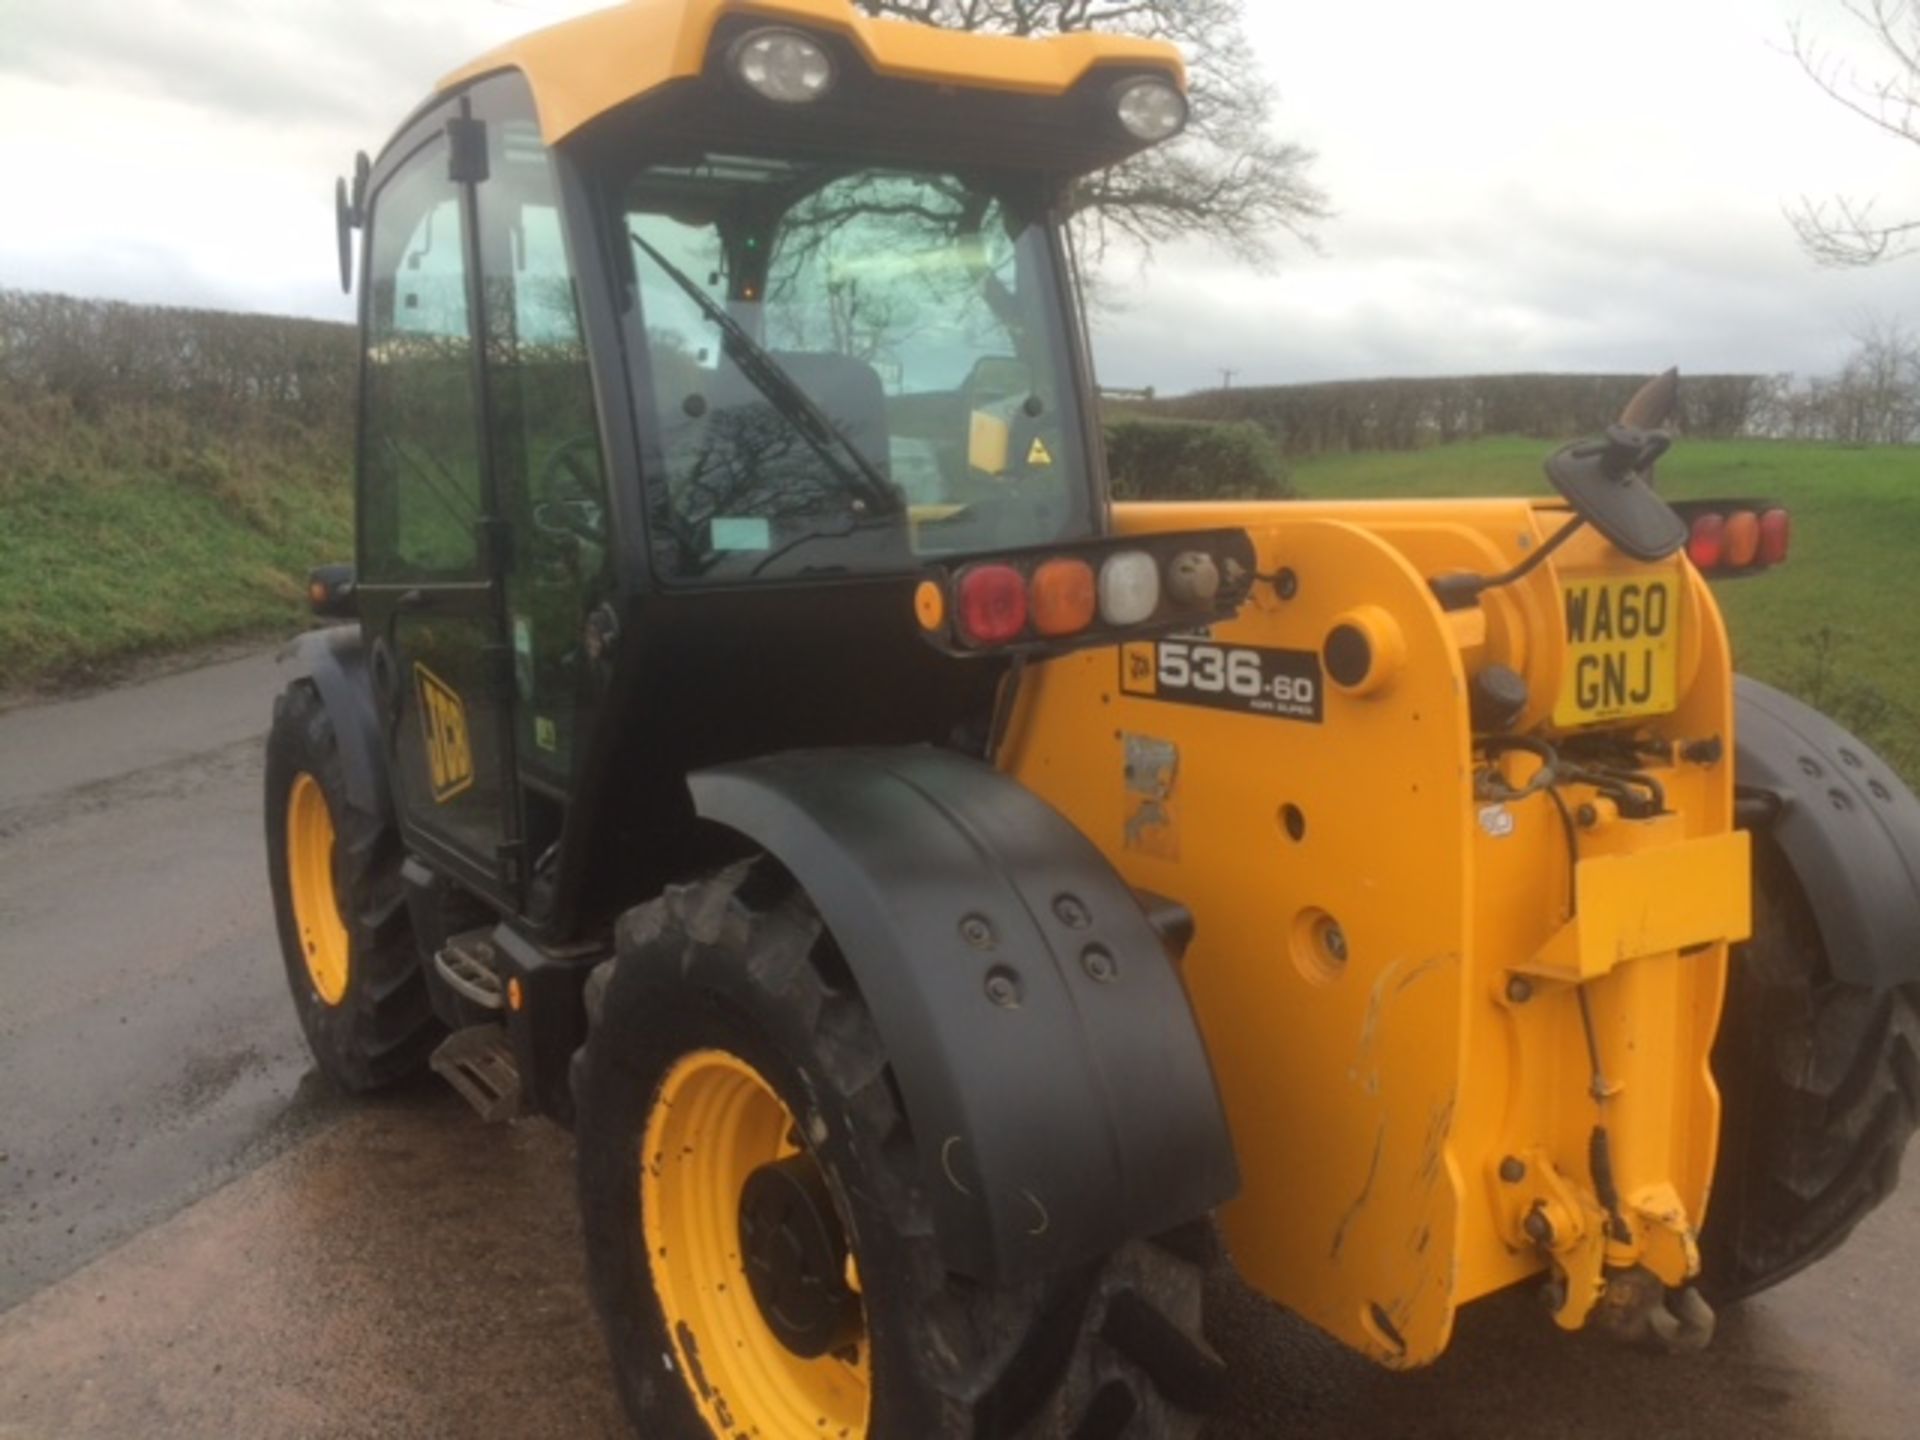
[1679,501,1789,576]
[957,564,1029,646]
[1724,510,1761,569]
[1688,513,1726,570]
[1760,508,1791,566]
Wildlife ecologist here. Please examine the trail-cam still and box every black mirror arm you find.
[1430,514,1587,612]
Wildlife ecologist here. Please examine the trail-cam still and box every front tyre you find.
[574,860,1222,1440]
[265,679,438,1093]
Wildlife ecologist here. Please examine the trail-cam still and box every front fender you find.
[1736,676,1920,988]
[690,746,1240,1285]
[279,626,390,824]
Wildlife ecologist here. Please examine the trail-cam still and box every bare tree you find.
[1831,316,1920,441]
[854,0,1329,266]
[1789,1,1920,266]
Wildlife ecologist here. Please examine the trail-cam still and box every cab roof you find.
[439,0,1186,145]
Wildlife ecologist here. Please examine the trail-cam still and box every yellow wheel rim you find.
[643,1050,871,1439]
[286,772,350,1007]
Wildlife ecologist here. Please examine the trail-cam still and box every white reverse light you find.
[1113,77,1188,143]
[731,28,836,104]
[1099,551,1162,627]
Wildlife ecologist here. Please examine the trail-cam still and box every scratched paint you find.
[1122,734,1181,860]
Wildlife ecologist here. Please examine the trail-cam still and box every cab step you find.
[430,1024,524,1123]
[434,929,505,1011]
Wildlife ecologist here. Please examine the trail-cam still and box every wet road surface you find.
[2,650,1916,1437]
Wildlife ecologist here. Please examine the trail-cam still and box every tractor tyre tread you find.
[265,679,437,1094]
[1703,842,1920,1302]
[574,858,1220,1440]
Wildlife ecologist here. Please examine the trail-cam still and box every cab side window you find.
[361,138,484,582]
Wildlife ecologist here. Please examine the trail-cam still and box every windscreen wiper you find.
[628,232,900,517]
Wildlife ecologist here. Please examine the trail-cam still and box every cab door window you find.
[358,130,512,885]
[361,139,483,582]
[474,106,610,812]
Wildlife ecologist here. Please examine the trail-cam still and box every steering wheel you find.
[534,433,608,543]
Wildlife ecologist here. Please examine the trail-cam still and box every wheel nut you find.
[984,969,1021,1008]
[959,915,996,950]
[1082,946,1117,984]
[1053,894,1092,930]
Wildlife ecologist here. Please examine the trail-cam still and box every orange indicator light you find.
[1031,559,1097,637]
[914,580,947,632]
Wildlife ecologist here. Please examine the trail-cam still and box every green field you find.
[1293,437,1920,784]
[0,393,352,691]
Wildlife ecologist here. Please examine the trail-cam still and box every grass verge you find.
[0,392,351,690]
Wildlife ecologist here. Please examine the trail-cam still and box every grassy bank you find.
[0,392,351,689]
[1293,437,1920,784]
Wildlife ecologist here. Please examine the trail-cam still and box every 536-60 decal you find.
[1121,639,1325,724]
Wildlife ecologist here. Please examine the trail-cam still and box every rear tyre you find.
[265,679,438,1093]
[573,859,1222,1440]
[1702,840,1920,1300]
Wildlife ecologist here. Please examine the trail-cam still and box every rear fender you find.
[689,746,1240,1285]
[280,627,391,824]
[1736,676,1920,988]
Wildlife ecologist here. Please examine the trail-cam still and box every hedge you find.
[1103,415,1293,502]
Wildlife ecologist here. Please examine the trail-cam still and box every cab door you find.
[466,84,617,914]
[355,111,520,901]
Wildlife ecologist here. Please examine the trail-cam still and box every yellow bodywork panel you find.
[441,0,1185,144]
[1525,830,1750,983]
[1002,498,1746,1367]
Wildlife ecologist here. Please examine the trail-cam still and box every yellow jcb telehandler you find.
[266,2,1920,1433]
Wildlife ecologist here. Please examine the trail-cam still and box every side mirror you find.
[335,152,371,294]
[308,563,358,620]
[1543,425,1687,562]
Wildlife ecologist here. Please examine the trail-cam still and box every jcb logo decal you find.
[415,665,474,803]
[1121,643,1159,696]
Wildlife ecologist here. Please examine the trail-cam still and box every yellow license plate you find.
[1554,574,1680,726]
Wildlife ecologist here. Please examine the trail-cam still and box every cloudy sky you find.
[1,0,1913,394]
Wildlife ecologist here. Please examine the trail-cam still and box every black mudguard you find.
[1736,676,1920,989]
[690,746,1241,1285]
[279,626,390,825]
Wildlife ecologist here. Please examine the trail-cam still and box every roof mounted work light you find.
[729,27,837,104]
[1113,76,1188,142]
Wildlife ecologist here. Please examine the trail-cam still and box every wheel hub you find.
[738,1154,863,1360]
[286,772,350,1007]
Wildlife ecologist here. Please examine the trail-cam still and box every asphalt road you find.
[1,648,1915,1438]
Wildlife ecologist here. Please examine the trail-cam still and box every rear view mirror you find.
[963,356,1032,409]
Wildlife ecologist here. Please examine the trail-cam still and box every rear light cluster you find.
[916,530,1256,657]
[1676,502,1791,576]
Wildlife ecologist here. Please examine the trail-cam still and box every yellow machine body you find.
[1003,499,1750,1366]
[441,0,1184,144]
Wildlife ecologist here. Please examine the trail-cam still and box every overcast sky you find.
[1,0,1914,394]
